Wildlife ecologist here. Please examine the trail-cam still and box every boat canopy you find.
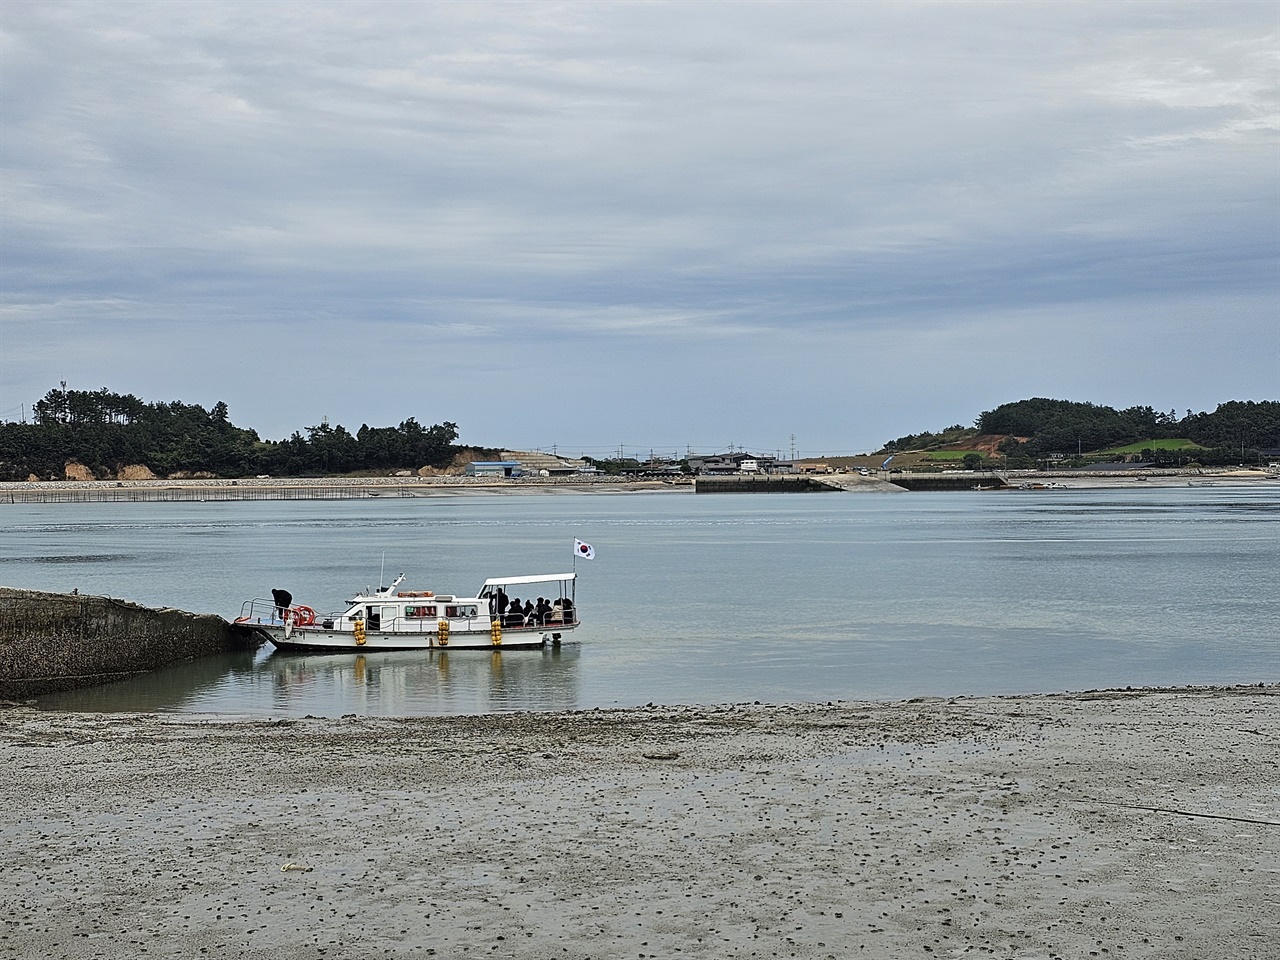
[481,573,576,588]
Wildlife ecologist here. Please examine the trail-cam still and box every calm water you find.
[3,486,1277,716]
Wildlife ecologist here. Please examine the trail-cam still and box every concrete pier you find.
[695,474,908,493]
[694,474,846,493]
[882,471,1010,491]
[695,472,1011,493]
[0,587,264,699]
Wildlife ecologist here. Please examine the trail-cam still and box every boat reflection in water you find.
[38,644,583,717]
[256,644,583,717]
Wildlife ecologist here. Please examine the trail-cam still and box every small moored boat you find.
[237,572,579,652]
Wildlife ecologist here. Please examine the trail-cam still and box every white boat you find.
[236,572,579,652]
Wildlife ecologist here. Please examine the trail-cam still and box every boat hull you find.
[263,625,571,653]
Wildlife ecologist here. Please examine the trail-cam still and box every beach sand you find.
[2,687,1277,959]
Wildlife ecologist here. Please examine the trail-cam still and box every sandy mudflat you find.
[2,688,1277,960]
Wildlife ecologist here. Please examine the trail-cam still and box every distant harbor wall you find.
[0,587,264,699]
[697,472,1014,493]
[694,475,845,494]
[884,472,1010,491]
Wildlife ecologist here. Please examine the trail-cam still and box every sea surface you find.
[3,485,1277,716]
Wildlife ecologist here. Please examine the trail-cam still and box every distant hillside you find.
[5,386,1278,481]
[880,399,1279,467]
[0,386,467,481]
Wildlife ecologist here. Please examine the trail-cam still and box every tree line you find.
[5,387,1277,481]
[0,387,463,480]
[882,398,1280,467]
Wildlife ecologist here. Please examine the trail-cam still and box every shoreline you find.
[0,476,687,503]
[2,685,1276,958]
[2,468,1276,503]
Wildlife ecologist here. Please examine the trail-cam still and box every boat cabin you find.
[319,573,576,633]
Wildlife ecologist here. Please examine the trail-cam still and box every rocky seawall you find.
[0,587,264,699]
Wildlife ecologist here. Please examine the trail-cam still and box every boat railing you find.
[237,599,578,632]
[372,612,577,632]
[375,612,483,632]
[237,598,286,624]
[497,612,578,630]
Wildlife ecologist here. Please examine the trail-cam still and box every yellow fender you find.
[353,620,366,646]
[437,618,450,646]
[490,619,502,646]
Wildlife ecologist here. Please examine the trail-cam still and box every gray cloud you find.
[2,0,1275,454]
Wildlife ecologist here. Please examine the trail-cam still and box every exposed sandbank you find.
[2,686,1276,959]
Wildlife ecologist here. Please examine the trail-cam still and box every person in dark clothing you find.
[271,588,292,620]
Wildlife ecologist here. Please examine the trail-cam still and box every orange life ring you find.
[290,605,317,627]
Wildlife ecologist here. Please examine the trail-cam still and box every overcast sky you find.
[2,1,1276,458]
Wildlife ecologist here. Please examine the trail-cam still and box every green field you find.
[923,450,974,461]
[1100,439,1208,455]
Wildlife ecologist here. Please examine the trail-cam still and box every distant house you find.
[688,452,779,475]
[638,458,684,476]
[500,450,589,477]
[466,461,522,478]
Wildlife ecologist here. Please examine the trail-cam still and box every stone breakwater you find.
[0,587,263,698]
